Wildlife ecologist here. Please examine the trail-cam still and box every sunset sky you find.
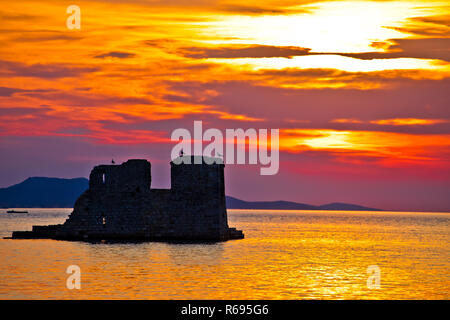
[0,0,449,211]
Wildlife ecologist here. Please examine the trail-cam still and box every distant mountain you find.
[0,177,89,208]
[0,177,380,211]
[226,196,316,210]
[226,196,380,211]
[316,202,380,211]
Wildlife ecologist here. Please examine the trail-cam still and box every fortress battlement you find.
[11,157,244,241]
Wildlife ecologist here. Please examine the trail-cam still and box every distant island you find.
[0,176,381,211]
[226,196,381,211]
[0,177,88,208]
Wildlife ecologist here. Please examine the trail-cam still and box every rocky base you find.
[9,224,244,242]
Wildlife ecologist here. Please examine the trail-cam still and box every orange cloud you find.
[370,118,450,126]
[280,129,450,165]
[331,118,364,124]
[331,118,450,126]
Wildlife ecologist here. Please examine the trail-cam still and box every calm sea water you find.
[0,209,448,299]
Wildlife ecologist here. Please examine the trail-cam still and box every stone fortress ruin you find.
[11,156,244,241]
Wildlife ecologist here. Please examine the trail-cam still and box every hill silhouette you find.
[0,177,380,211]
[0,177,88,208]
[225,196,380,211]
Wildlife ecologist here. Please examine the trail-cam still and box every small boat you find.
[6,210,29,214]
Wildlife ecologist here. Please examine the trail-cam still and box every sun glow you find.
[298,130,354,149]
[281,129,450,163]
[198,1,434,52]
[192,1,450,72]
[205,55,446,72]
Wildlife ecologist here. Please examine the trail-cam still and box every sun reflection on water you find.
[0,209,448,299]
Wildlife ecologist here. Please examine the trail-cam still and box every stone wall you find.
[11,157,244,241]
[89,159,151,192]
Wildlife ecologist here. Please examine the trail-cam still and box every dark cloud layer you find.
[182,45,312,58]
[0,12,40,21]
[0,60,98,79]
[217,4,310,15]
[0,87,25,97]
[94,51,136,59]
[0,86,53,97]
[22,90,154,107]
[390,14,450,36]
[179,38,450,62]
[340,38,450,62]
[166,78,450,133]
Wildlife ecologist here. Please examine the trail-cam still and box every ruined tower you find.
[167,156,230,240]
[11,156,244,241]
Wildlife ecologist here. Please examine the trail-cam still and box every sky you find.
[0,0,449,211]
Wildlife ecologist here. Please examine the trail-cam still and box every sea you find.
[0,209,448,299]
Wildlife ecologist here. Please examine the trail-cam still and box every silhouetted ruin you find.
[10,156,244,241]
